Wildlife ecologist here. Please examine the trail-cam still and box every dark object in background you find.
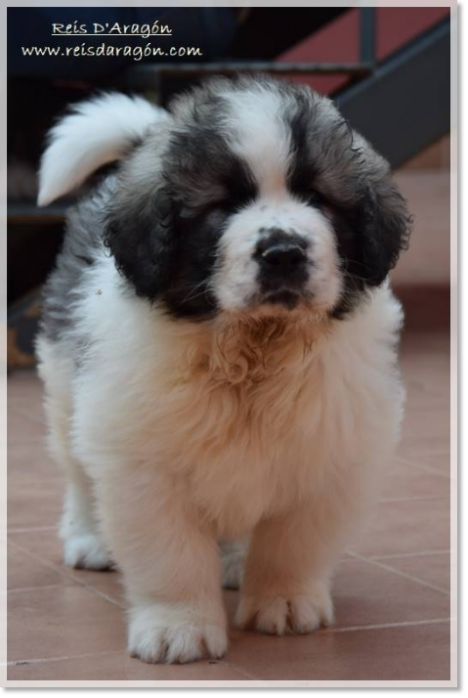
[232,8,346,59]
[7,81,90,202]
[8,222,63,305]
[8,290,41,370]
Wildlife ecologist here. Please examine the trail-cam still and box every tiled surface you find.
[7,303,453,683]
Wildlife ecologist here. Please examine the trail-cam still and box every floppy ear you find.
[357,179,411,287]
[103,187,178,300]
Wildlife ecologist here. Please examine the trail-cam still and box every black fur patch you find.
[161,206,225,319]
[103,120,258,318]
[40,187,107,342]
[283,96,410,319]
[103,187,178,301]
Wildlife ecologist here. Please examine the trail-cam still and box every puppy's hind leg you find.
[59,460,113,570]
[220,538,247,590]
[38,341,112,570]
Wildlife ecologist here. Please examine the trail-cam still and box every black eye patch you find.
[218,160,258,213]
[304,189,328,209]
[286,139,329,209]
[167,127,258,215]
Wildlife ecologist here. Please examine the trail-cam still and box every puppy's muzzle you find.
[254,229,310,306]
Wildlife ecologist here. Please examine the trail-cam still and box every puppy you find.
[36,76,410,664]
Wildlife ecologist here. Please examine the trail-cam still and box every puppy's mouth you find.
[262,289,302,310]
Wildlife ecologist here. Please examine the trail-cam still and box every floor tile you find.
[398,452,452,477]
[226,621,451,681]
[7,478,63,530]
[382,459,449,500]
[9,530,126,607]
[8,541,71,591]
[8,410,46,444]
[399,417,450,458]
[8,372,46,424]
[377,553,451,593]
[8,440,58,483]
[331,559,449,627]
[7,585,126,662]
[7,654,251,682]
[350,498,450,558]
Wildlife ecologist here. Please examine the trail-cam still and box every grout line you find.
[8,584,70,594]
[397,457,451,479]
[379,495,448,504]
[9,406,46,427]
[398,445,450,457]
[8,469,62,479]
[7,620,452,669]
[221,661,258,681]
[369,549,452,561]
[323,618,451,635]
[398,451,450,464]
[7,437,45,446]
[7,649,125,667]
[349,552,450,596]
[75,584,126,610]
[8,539,126,610]
[9,525,57,533]
[403,462,452,479]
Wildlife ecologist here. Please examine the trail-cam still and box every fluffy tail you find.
[38,92,168,206]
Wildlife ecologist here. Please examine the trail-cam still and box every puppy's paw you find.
[63,533,113,570]
[236,587,333,636]
[128,605,228,664]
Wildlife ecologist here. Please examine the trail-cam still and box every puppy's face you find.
[105,77,410,321]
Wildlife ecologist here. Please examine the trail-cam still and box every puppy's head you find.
[105,76,411,321]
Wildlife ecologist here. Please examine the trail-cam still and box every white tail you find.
[38,92,168,206]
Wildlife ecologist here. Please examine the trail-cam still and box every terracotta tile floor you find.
[7,292,453,683]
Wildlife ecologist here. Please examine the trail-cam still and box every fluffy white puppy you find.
[36,76,410,664]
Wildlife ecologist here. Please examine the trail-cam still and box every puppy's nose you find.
[255,232,307,277]
[261,243,306,269]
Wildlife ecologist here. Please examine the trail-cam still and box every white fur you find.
[221,85,292,196]
[37,252,404,662]
[212,195,342,312]
[128,604,228,664]
[37,92,168,206]
[36,85,405,664]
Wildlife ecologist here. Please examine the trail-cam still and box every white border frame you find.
[1,0,459,691]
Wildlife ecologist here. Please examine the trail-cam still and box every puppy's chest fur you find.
[113,313,380,536]
[150,320,324,530]
[80,291,401,537]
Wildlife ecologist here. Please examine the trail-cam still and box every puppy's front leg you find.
[237,503,340,636]
[98,470,227,664]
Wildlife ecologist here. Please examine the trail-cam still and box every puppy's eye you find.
[207,199,239,217]
[203,204,230,228]
[307,190,327,208]
[220,197,243,213]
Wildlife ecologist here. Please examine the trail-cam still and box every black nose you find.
[255,232,308,277]
[261,243,306,269]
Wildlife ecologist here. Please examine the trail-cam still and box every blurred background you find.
[7,6,450,369]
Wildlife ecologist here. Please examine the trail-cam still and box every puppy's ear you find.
[358,179,411,287]
[104,188,177,300]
